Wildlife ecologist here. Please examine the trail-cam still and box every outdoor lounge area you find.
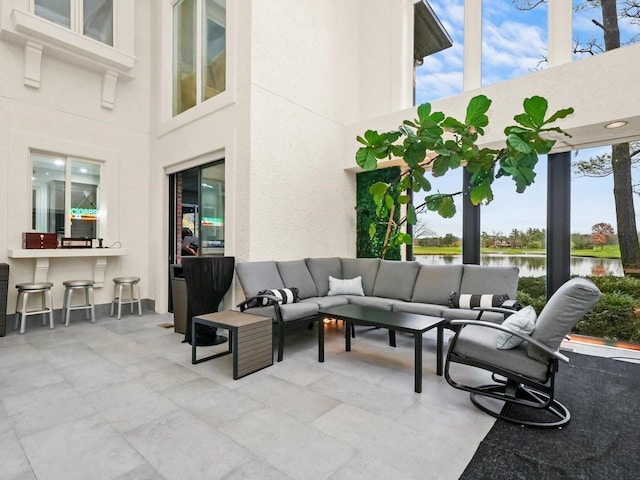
[1,310,639,479]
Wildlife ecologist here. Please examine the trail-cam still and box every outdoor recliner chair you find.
[444,277,601,428]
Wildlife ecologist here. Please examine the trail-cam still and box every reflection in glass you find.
[202,0,226,101]
[35,0,71,28]
[83,0,113,46]
[70,160,100,238]
[174,0,197,115]
[200,163,225,255]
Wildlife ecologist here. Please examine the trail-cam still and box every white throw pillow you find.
[327,276,365,296]
[496,305,537,350]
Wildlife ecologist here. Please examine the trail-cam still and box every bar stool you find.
[62,280,96,326]
[110,277,142,320]
[14,282,54,334]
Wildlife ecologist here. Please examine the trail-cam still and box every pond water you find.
[415,254,624,277]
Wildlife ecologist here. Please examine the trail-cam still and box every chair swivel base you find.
[469,383,571,429]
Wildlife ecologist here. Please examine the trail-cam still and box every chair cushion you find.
[452,324,549,381]
[441,308,506,323]
[496,306,537,349]
[301,296,350,309]
[528,277,601,362]
[393,302,446,317]
[343,295,396,310]
[411,265,463,304]
[244,302,319,323]
[372,260,420,301]
[305,257,342,296]
[257,287,299,306]
[328,276,364,296]
[236,261,284,298]
[460,265,519,299]
[277,260,318,299]
[449,292,509,309]
[341,258,380,296]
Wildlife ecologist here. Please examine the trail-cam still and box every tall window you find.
[31,152,102,239]
[173,0,227,115]
[34,0,114,46]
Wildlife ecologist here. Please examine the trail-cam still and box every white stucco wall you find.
[0,1,152,311]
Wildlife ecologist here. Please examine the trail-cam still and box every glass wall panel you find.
[414,0,463,105]
[202,0,226,101]
[70,159,100,238]
[83,0,113,46]
[572,0,639,61]
[32,153,66,235]
[481,0,547,87]
[200,162,225,255]
[35,0,71,28]
[173,0,197,115]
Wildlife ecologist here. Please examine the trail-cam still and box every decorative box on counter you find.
[23,232,58,249]
[61,237,92,248]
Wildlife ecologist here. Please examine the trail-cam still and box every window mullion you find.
[64,157,72,237]
[195,0,203,105]
[74,0,82,34]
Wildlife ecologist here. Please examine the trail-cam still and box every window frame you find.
[30,150,104,239]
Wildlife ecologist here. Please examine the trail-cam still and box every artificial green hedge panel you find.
[356,167,401,260]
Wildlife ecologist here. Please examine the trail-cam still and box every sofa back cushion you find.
[236,261,284,298]
[305,257,342,296]
[341,258,380,296]
[411,265,463,305]
[372,260,420,301]
[276,260,318,299]
[460,265,519,299]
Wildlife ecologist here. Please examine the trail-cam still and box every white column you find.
[463,0,482,90]
[547,0,573,67]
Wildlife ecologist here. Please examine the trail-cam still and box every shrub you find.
[517,276,546,299]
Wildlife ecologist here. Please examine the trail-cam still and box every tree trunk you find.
[612,143,640,271]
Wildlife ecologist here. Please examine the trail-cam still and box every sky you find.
[413,0,639,237]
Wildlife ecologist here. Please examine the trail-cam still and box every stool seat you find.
[14,282,54,334]
[62,280,96,326]
[16,282,53,290]
[111,277,142,319]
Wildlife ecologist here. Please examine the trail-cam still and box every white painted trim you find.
[463,0,482,90]
[23,40,42,87]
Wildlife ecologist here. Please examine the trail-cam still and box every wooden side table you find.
[191,310,273,379]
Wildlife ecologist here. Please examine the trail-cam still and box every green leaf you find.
[437,196,456,218]
[398,195,410,205]
[399,233,413,245]
[369,182,389,196]
[469,178,494,205]
[465,95,492,127]
[544,107,574,125]
[523,96,548,128]
[369,223,376,239]
[406,203,417,225]
[403,142,428,167]
[356,135,368,145]
[441,116,465,132]
[364,130,380,144]
[513,113,536,129]
[384,194,394,209]
[506,134,533,153]
[417,103,432,124]
[356,147,378,170]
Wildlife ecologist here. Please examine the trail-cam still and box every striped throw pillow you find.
[448,292,509,309]
[257,287,300,306]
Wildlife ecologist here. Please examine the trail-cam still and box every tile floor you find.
[1,311,638,480]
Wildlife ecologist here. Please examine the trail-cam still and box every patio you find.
[0,312,638,480]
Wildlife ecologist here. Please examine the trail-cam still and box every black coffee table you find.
[317,304,445,393]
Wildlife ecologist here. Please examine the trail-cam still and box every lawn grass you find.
[413,245,621,259]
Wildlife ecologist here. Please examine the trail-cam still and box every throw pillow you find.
[327,276,365,296]
[496,305,537,350]
[257,287,300,306]
[448,292,509,309]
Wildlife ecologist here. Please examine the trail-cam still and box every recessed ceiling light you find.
[605,121,627,129]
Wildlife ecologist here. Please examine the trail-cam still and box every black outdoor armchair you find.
[444,277,601,428]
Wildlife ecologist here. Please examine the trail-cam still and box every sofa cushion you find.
[301,296,350,309]
[277,260,318,299]
[372,260,420,301]
[411,265,463,305]
[236,261,284,298]
[344,296,395,311]
[341,258,380,296]
[305,257,342,296]
[244,302,318,323]
[460,265,519,299]
[393,302,446,317]
[328,276,364,296]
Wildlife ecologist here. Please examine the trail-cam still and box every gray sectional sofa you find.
[236,257,519,361]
